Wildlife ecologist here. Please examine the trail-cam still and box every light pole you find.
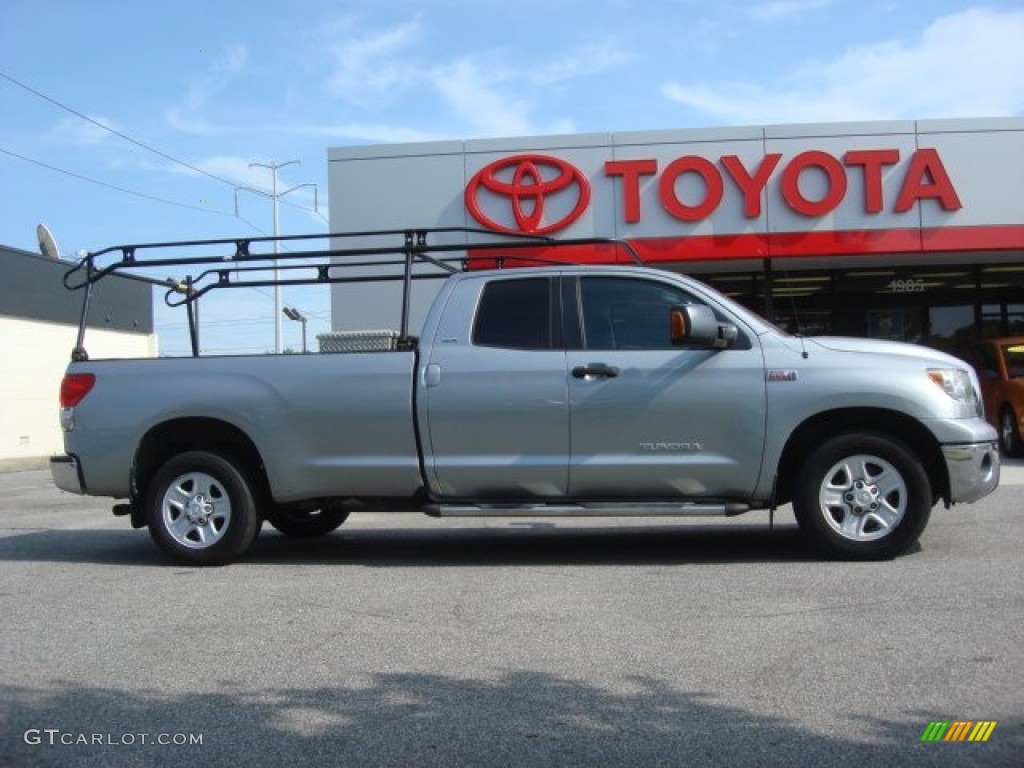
[282,306,308,353]
[236,160,317,353]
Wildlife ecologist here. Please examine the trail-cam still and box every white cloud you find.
[661,80,884,124]
[325,18,421,106]
[308,15,626,139]
[52,114,119,145]
[166,43,249,134]
[194,155,269,187]
[137,154,279,199]
[428,43,624,138]
[430,57,537,137]
[278,122,445,144]
[750,0,833,22]
[662,7,1024,123]
[528,41,632,87]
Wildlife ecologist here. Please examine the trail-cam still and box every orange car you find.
[970,337,1024,456]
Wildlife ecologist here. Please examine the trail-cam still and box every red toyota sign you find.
[466,148,961,235]
[465,154,591,234]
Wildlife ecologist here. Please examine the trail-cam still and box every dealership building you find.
[327,117,1023,358]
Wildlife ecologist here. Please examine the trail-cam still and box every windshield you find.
[1002,344,1024,379]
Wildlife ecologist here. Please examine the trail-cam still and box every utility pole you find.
[236,160,317,353]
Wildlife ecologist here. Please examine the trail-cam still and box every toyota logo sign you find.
[465,154,591,235]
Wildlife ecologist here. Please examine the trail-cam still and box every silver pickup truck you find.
[51,229,999,565]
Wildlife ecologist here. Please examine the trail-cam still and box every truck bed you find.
[62,350,423,502]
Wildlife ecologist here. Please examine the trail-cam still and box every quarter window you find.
[473,278,552,350]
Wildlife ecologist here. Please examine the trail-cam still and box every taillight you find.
[60,373,96,407]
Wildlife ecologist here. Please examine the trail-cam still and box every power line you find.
[2,72,331,338]
[0,146,234,216]
[0,70,247,190]
[3,144,322,329]
[159,346,276,355]
[161,307,329,329]
[161,315,274,328]
[1,70,324,217]
[0,146,318,264]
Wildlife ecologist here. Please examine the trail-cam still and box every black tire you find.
[792,433,931,560]
[999,406,1022,457]
[266,500,350,538]
[145,451,262,566]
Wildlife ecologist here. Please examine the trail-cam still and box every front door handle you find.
[572,363,620,379]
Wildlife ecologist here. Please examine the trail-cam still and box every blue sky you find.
[2,0,1023,353]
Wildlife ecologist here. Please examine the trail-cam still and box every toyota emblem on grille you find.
[465,154,591,235]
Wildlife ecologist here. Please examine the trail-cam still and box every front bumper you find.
[50,455,85,495]
[942,442,999,503]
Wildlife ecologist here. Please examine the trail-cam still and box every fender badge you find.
[767,370,798,382]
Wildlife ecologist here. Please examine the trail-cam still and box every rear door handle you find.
[572,363,620,379]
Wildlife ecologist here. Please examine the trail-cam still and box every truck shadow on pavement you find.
[250,523,826,567]
[0,522,840,568]
[2,672,1014,768]
[0,520,927,568]
[0,528,158,566]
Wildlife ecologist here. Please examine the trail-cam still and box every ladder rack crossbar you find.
[62,227,644,361]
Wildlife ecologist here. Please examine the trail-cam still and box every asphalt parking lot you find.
[0,466,1021,767]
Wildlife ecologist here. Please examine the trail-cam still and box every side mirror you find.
[670,305,738,349]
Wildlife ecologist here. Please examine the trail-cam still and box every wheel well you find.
[774,408,948,506]
[133,418,268,506]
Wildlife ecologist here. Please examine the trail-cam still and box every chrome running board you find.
[425,502,750,518]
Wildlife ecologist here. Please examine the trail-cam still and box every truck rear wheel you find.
[145,451,261,566]
[792,433,931,560]
[266,500,350,538]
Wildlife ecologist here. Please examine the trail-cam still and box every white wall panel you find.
[0,318,154,459]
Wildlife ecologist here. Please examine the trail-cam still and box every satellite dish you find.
[37,223,62,260]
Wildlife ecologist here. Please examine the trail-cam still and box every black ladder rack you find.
[62,227,643,361]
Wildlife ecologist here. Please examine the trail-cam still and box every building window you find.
[695,260,1023,356]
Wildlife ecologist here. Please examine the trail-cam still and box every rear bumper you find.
[942,442,999,503]
[50,455,85,495]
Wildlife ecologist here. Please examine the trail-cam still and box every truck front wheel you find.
[145,451,261,566]
[792,433,931,560]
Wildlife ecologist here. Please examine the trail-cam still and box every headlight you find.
[927,368,981,413]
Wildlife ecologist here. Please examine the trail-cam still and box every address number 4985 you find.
[887,279,926,294]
